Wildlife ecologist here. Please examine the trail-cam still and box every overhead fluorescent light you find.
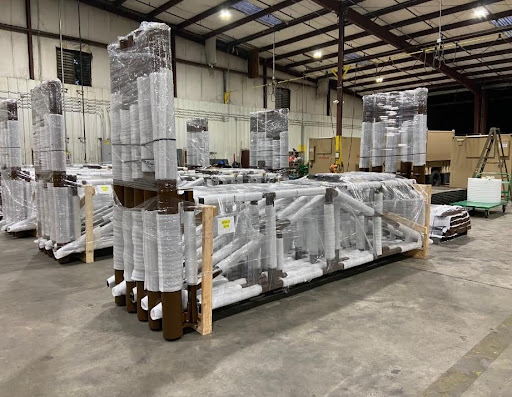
[313,50,322,59]
[220,9,232,20]
[376,77,384,83]
[474,7,489,18]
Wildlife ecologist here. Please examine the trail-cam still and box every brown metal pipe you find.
[114,269,126,306]
[186,284,199,325]
[136,281,148,322]
[161,291,183,341]
[125,281,137,313]
[147,291,162,331]
[25,0,34,80]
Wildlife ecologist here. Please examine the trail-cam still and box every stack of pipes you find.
[31,80,114,259]
[0,99,36,233]
[31,80,76,251]
[249,109,289,170]
[109,22,186,340]
[193,172,427,310]
[178,168,282,189]
[186,118,209,168]
[359,88,428,176]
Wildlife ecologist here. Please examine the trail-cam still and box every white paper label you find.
[217,216,235,234]
[96,185,112,195]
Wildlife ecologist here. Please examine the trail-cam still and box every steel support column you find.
[263,65,267,109]
[25,0,34,79]
[336,4,345,137]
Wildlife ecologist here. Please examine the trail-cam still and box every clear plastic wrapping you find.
[192,172,427,310]
[359,88,428,171]
[109,22,181,295]
[430,204,471,240]
[249,109,289,170]
[186,118,209,168]
[0,99,37,233]
[109,22,175,184]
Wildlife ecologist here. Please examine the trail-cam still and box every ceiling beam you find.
[178,0,240,29]
[310,0,339,11]
[227,9,331,47]
[349,65,512,92]
[345,57,512,86]
[79,0,307,82]
[344,7,480,93]
[146,0,184,18]
[203,0,295,40]
[286,19,512,69]
[274,0,506,67]
[357,73,512,95]
[274,0,508,66]
[307,36,511,75]
[259,0,431,53]
[111,0,127,7]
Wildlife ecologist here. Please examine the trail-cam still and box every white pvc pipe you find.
[184,210,198,285]
[150,302,162,320]
[324,204,335,260]
[373,192,383,256]
[112,280,126,297]
[106,275,115,288]
[141,295,148,311]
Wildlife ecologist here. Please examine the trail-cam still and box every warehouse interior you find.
[1,0,512,395]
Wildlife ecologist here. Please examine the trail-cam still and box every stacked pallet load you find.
[359,88,428,179]
[31,80,114,262]
[430,205,471,241]
[105,23,430,341]
[249,109,289,170]
[0,99,36,234]
[108,21,184,339]
[186,118,209,168]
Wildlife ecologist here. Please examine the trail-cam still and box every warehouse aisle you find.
[0,211,511,396]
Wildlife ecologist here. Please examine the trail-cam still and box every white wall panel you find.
[0,0,363,164]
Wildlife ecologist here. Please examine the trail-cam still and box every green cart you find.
[453,172,510,218]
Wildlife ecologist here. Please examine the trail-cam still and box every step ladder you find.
[473,127,511,202]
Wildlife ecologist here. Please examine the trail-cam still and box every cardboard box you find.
[450,134,512,188]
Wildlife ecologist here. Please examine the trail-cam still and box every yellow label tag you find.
[217,216,235,234]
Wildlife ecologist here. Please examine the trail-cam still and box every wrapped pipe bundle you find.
[31,80,74,247]
[192,172,428,311]
[0,100,36,233]
[186,118,209,168]
[249,109,289,170]
[109,22,186,338]
[359,88,428,173]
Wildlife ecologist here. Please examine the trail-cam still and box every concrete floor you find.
[1,210,512,396]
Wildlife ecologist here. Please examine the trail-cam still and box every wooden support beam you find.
[197,205,216,336]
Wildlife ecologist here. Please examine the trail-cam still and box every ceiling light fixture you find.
[313,50,322,59]
[376,77,384,83]
[220,9,232,20]
[473,7,489,18]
